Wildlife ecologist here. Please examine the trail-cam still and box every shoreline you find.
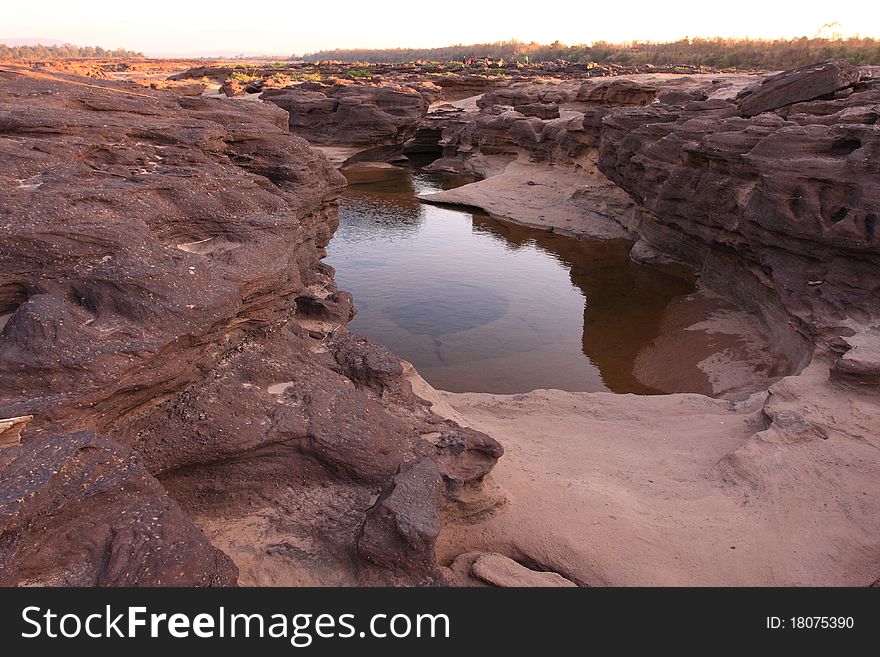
[322,129,879,586]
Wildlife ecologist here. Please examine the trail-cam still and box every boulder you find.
[514,102,560,119]
[221,77,247,97]
[478,85,575,109]
[357,459,444,581]
[471,553,577,587]
[736,59,862,117]
[656,88,708,105]
[833,328,880,386]
[578,78,657,106]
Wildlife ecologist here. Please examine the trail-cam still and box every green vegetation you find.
[229,71,259,81]
[346,68,372,78]
[291,71,323,82]
[301,37,880,69]
[0,43,143,59]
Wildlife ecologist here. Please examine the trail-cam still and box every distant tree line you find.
[0,44,143,59]
[301,37,880,69]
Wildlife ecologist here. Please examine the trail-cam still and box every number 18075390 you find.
[766,616,854,630]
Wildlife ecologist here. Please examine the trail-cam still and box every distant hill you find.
[302,36,880,69]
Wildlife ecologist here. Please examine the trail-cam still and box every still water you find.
[325,164,698,394]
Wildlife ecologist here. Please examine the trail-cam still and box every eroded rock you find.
[833,327,880,386]
[357,458,444,582]
[262,81,428,146]
[471,553,577,587]
[736,59,862,117]
[578,78,657,105]
[0,67,503,586]
[0,431,237,586]
[596,73,880,354]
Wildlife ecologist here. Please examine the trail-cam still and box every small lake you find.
[325,164,770,395]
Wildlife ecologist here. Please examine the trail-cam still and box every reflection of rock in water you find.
[387,282,509,336]
[340,197,423,237]
[344,165,416,194]
[472,215,694,394]
[338,167,475,241]
[572,258,694,394]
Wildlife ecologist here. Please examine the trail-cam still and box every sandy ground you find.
[310,145,369,167]
[420,159,635,240]
[406,360,880,586]
[429,94,481,113]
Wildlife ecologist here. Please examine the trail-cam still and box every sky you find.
[2,0,877,56]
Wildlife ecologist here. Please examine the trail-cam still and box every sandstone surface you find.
[0,66,502,585]
[261,81,428,147]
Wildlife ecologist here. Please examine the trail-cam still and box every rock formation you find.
[444,551,577,587]
[735,59,862,117]
[578,78,658,106]
[416,61,880,584]
[421,63,879,369]
[0,66,502,586]
[2,56,878,587]
[596,64,879,361]
[261,81,428,147]
[0,431,237,586]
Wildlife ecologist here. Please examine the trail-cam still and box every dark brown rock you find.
[0,67,504,586]
[515,102,560,119]
[578,78,657,106]
[433,74,501,101]
[357,458,444,581]
[0,431,237,586]
[736,59,862,117]
[402,126,445,154]
[477,84,575,109]
[0,69,345,448]
[261,81,428,146]
[419,424,505,492]
[656,88,708,105]
[596,65,880,353]
[332,332,405,388]
[457,109,546,156]
[153,81,206,96]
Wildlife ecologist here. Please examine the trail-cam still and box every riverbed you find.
[326,163,787,396]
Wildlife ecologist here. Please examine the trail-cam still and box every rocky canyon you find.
[0,56,878,587]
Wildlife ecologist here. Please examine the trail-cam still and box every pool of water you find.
[325,164,747,394]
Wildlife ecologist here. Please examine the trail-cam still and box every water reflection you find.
[327,165,699,394]
[471,216,694,394]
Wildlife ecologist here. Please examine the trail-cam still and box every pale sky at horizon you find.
[2,0,877,56]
